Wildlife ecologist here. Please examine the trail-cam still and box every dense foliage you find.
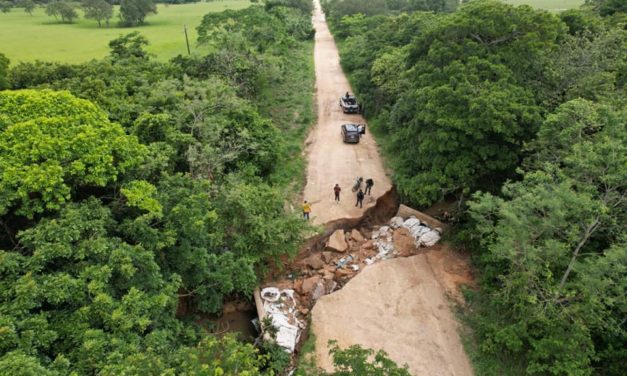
[0,2,315,374]
[119,0,157,26]
[468,99,626,375]
[325,0,624,207]
[326,0,626,374]
[322,0,457,23]
[81,0,113,27]
[45,0,79,23]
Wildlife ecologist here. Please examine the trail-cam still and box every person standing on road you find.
[303,200,311,220]
[355,189,365,208]
[333,184,341,202]
[365,178,374,195]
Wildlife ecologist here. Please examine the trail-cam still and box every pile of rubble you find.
[258,287,305,352]
[258,215,442,353]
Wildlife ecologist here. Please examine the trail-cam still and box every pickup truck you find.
[339,94,360,114]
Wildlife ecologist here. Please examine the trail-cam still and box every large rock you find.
[326,229,348,252]
[361,240,374,250]
[293,279,304,294]
[304,254,325,270]
[302,275,322,295]
[322,251,334,263]
[393,228,416,257]
[350,229,365,242]
[324,280,338,294]
[311,281,326,301]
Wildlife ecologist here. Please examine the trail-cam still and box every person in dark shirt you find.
[355,189,365,208]
[365,178,374,195]
[333,184,341,202]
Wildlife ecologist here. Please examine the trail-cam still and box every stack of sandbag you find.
[389,215,442,247]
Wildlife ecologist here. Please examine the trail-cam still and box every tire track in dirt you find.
[302,0,391,225]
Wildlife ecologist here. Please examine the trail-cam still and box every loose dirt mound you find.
[311,250,474,376]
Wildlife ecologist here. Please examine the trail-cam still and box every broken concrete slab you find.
[361,240,374,250]
[326,229,348,252]
[302,275,323,295]
[293,279,304,294]
[304,254,325,270]
[350,229,364,242]
[311,281,326,301]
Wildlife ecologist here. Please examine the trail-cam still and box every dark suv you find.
[341,123,366,143]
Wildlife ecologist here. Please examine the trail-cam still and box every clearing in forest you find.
[0,1,251,63]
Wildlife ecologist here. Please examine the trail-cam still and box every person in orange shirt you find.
[302,200,311,220]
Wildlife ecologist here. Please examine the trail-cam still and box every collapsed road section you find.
[255,188,474,375]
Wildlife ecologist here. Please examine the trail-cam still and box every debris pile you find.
[259,287,305,352]
[258,213,442,353]
[393,215,442,247]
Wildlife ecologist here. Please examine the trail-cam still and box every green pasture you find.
[0,1,251,64]
[503,0,584,12]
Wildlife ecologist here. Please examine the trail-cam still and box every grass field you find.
[0,1,250,64]
[503,0,584,11]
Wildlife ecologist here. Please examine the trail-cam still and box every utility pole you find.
[184,25,191,55]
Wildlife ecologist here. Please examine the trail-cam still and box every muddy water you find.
[200,309,259,341]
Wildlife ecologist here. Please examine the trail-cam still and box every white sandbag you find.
[419,229,441,247]
[389,216,404,228]
[371,226,392,240]
[410,225,431,239]
[402,217,421,230]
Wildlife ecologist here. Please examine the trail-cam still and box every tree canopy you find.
[118,0,157,26]
[0,90,145,218]
[325,0,626,373]
[0,2,316,374]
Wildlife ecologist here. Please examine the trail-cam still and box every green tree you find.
[0,199,184,374]
[0,89,146,218]
[0,1,11,13]
[0,53,8,90]
[468,100,626,374]
[45,1,78,23]
[324,340,411,376]
[17,0,36,15]
[389,57,540,205]
[108,31,150,60]
[586,0,627,16]
[118,0,157,26]
[81,0,113,27]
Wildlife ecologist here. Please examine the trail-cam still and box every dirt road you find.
[304,1,475,375]
[303,0,391,225]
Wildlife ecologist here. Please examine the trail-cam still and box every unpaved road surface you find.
[306,1,475,375]
[311,248,474,376]
[303,0,391,225]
